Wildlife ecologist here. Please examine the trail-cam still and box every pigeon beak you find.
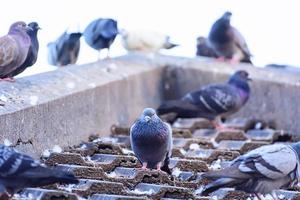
[144,116,151,122]
[247,77,252,81]
[37,26,42,30]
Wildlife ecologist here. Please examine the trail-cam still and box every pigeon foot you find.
[0,77,15,82]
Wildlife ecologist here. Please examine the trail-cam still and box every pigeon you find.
[130,108,172,174]
[7,22,40,78]
[200,141,300,199]
[120,29,178,53]
[266,64,300,74]
[0,21,32,82]
[196,36,218,58]
[47,31,82,66]
[83,18,118,59]
[157,70,251,129]
[0,144,78,198]
[208,12,252,64]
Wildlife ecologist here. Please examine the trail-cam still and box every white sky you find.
[1,0,299,77]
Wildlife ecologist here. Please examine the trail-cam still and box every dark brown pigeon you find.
[0,21,32,81]
[7,22,40,78]
[208,12,252,64]
[157,70,251,130]
[196,36,218,58]
[201,141,300,199]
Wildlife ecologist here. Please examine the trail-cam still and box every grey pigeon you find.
[266,64,300,74]
[0,144,78,197]
[47,31,82,66]
[7,22,40,77]
[0,21,32,81]
[130,108,172,174]
[83,18,118,58]
[208,12,252,64]
[157,70,251,129]
[201,141,300,199]
[196,36,217,58]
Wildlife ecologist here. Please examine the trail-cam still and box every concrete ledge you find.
[0,55,165,156]
[1,53,300,156]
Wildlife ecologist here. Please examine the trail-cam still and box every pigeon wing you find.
[0,146,40,177]
[238,144,297,179]
[230,27,252,57]
[0,35,18,68]
[185,84,238,115]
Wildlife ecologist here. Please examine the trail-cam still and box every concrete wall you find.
[1,53,300,156]
[0,55,165,156]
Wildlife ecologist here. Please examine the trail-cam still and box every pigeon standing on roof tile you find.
[157,70,251,130]
[7,22,41,77]
[208,12,252,64]
[196,36,218,58]
[47,31,82,66]
[130,108,172,174]
[201,141,300,199]
[120,29,178,53]
[0,144,79,198]
[83,18,118,59]
[0,21,32,82]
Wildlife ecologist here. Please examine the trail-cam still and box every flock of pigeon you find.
[0,11,296,200]
[0,11,255,81]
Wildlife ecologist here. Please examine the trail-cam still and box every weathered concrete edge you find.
[1,53,300,157]
[0,56,165,157]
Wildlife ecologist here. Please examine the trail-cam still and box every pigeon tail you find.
[201,177,240,196]
[240,56,252,64]
[160,155,171,175]
[157,100,182,115]
[24,166,79,187]
[157,100,197,116]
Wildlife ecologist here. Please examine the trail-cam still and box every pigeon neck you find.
[9,29,31,46]
[228,79,250,103]
[28,31,39,50]
[209,19,231,43]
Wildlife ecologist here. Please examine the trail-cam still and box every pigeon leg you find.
[212,117,238,132]
[229,57,240,65]
[215,56,226,62]
[156,162,162,171]
[271,191,279,200]
[105,48,111,59]
[141,162,148,170]
[98,50,102,60]
[0,77,15,82]
[255,193,265,200]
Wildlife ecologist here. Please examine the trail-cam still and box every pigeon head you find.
[9,21,31,34]
[28,22,41,32]
[215,11,232,29]
[101,19,118,38]
[69,32,82,40]
[141,108,159,123]
[209,12,232,43]
[197,36,206,45]
[222,11,232,21]
[228,70,251,92]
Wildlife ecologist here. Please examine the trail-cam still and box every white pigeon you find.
[120,29,178,53]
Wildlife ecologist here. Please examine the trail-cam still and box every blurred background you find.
[1,0,299,77]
